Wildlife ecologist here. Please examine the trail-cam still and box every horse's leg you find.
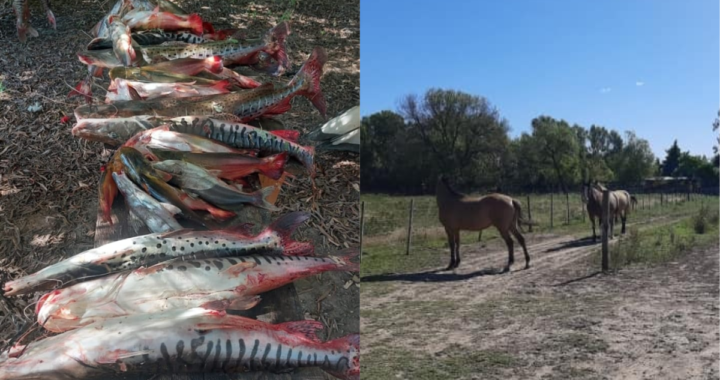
[510,225,530,269]
[621,209,627,234]
[453,230,461,269]
[590,215,596,242]
[444,227,455,270]
[500,229,514,273]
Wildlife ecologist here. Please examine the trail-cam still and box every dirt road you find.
[361,229,719,379]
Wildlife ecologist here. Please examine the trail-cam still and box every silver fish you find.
[112,171,182,233]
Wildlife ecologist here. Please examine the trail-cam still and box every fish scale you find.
[2,212,312,296]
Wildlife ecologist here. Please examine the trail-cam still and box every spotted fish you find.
[140,22,290,74]
[2,211,313,297]
[0,308,359,380]
[37,248,358,333]
[149,150,288,181]
[73,46,327,122]
[168,116,316,175]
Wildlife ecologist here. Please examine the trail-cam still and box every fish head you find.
[72,119,127,146]
[150,159,185,175]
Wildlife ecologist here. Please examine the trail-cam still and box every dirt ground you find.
[361,221,719,379]
[0,0,358,377]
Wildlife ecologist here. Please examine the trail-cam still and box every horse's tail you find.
[512,199,537,232]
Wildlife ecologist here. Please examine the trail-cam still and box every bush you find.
[692,206,709,234]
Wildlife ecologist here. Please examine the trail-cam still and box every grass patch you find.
[361,345,519,380]
[610,205,719,268]
[279,0,297,21]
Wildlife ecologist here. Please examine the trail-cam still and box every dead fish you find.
[112,171,182,233]
[40,0,55,29]
[88,30,208,50]
[149,149,289,181]
[77,48,146,69]
[124,126,258,160]
[122,8,204,35]
[2,211,313,296]
[140,21,290,74]
[37,248,359,333]
[168,116,315,175]
[109,16,136,66]
[152,160,279,211]
[71,116,160,146]
[106,78,232,102]
[74,46,327,121]
[13,0,38,43]
[108,65,228,85]
[1,308,359,380]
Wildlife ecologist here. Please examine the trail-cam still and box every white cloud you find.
[600,87,612,93]
[636,81,644,86]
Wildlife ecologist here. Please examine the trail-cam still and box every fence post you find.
[550,193,554,229]
[660,193,663,206]
[406,199,414,255]
[602,189,610,272]
[527,195,533,232]
[565,193,570,225]
[360,201,365,260]
[478,231,483,242]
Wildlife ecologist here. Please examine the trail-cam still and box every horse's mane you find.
[439,176,465,198]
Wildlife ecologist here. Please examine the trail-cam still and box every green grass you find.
[362,192,718,276]
[279,0,297,21]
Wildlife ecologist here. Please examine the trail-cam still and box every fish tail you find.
[68,76,94,104]
[187,13,203,36]
[329,247,359,272]
[259,152,289,180]
[321,334,360,380]
[210,79,232,92]
[202,21,215,34]
[46,9,56,30]
[266,21,290,74]
[254,186,280,212]
[266,211,313,256]
[292,47,327,117]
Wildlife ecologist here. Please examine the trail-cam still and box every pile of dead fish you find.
[0,1,359,379]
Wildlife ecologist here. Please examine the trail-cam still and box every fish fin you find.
[187,13,204,36]
[161,202,182,215]
[27,26,39,39]
[126,210,145,234]
[265,211,314,256]
[135,261,168,275]
[46,10,56,30]
[210,79,232,92]
[225,261,257,276]
[291,47,327,117]
[275,320,324,343]
[259,152,289,180]
[87,37,109,50]
[156,227,195,239]
[329,247,360,272]
[269,130,300,143]
[321,335,360,380]
[154,168,173,182]
[254,186,280,211]
[206,55,224,74]
[265,97,293,116]
[265,21,290,74]
[202,21,215,34]
[99,167,118,224]
[96,349,155,364]
[68,77,93,103]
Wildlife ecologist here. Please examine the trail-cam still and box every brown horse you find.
[436,176,531,272]
[581,182,618,242]
[611,189,632,234]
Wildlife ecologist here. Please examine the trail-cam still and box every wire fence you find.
[361,188,719,254]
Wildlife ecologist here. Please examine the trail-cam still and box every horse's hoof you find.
[502,266,511,274]
[525,264,530,270]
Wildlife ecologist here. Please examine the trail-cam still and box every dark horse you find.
[436,176,532,272]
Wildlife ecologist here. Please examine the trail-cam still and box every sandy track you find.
[361,225,719,379]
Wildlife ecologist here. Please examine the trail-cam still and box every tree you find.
[360,111,409,192]
[398,88,510,189]
[529,116,581,193]
[661,140,682,176]
[612,131,656,185]
[713,109,719,155]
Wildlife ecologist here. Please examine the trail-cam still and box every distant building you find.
[642,176,699,192]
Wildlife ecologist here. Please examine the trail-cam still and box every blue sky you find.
[360,0,719,159]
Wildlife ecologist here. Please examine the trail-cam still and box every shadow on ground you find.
[361,267,508,283]
[544,236,597,253]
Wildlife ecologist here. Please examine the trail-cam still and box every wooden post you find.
[478,231,483,242]
[565,193,570,224]
[601,189,610,272]
[526,195,533,232]
[406,199,414,255]
[660,193,663,206]
[641,195,644,210]
[360,201,365,260]
[550,193,553,230]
